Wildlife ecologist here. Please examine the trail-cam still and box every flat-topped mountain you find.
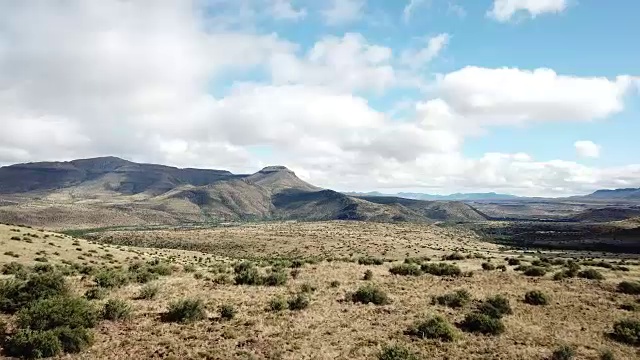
[0,157,485,228]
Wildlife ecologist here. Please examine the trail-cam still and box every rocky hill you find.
[0,157,485,228]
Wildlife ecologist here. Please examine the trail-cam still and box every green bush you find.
[287,293,310,311]
[522,266,546,277]
[83,287,107,301]
[389,264,422,276]
[136,284,160,300]
[267,296,287,312]
[599,349,615,360]
[129,269,159,284]
[507,258,521,266]
[459,313,505,335]
[421,263,461,277]
[405,316,457,341]
[551,345,576,360]
[234,266,263,286]
[94,270,129,288]
[352,285,390,305]
[263,271,288,286]
[53,326,94,353]
[300,283,317,293]
[330,280,340,288]
[617,281,640,295]
[234,261,255,274]
[477,295,512,319]
[378,344,418,360]
[481,262,496,271]
[358,257,384,266]
[17,297,98,331]
[33,264,53,273]
[0,273,69,313]
[577,269,604,280]
[524,290,549,306]
[1,262,26,276]
[610,319,640,345]
[433,289,472,308]
[102,299,132,321]
[164,298,206,323]
[4,329,62,358]
[183,264,197,272]
[219,304,236,320]
[443,252,466,261]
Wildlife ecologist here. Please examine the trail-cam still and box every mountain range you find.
[0,157,487,229]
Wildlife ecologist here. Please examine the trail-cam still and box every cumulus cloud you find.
[436,66,634,124]
[574,141,601,158]
[488,0,568,22]
[269,33,396,92]
[321,0,365,26]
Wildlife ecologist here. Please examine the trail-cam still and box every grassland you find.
[1,221,639,359]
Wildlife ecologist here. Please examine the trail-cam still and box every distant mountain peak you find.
[258,165,293,173]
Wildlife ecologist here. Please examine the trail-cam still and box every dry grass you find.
[1,221,639,359]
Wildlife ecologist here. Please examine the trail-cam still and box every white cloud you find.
[269,33,396,92]
[436,66,634,125]
[322,0,365,26]
[400,33,450,69]
[447,2,466,18]
[403,0,429,23]
[574,140,601,158]
[488,0,568,22]
[269,0,306,21]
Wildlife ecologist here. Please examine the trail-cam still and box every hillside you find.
[0,157,483,228]
[585,187,640,200]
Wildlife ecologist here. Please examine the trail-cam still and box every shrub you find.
[524,290,549,306]
[358,257,384,266]
[183,264,197,272]
[234,261,255,274]
[477,295,512,319]
[577,269,604,280]
[433,289,472,308]
[389,264,422,276]
[136,284,160,300]
[267,296,287,312]
[102,299,131,321]
[551,345,576,360]
[84,287,107,301]
[290,259,305,268]
[17,296,98,331]
[234,266,262,286]
[610,319,640,345]
[352,285,390,305]
[523,266,547,277]
[219,304,236,320]
[0,273,69,313]
[378,344,418,360]
[617,281,640,295]
[4,329,62,358]
[330,280,340,288]
[300,283,316,293]
[363,269,374,280]
[94,270,129,288]
[497,264,507,272]
[481,262,496,271]
[619,303,638,312]
[443,252,466,261]
[405,316,457,342]
[287,293,310,311]
[459,313,505,335]
[1,262,26,276]
[129,269,159,284]
[599,349,615,360]
[507,258,521,266]
[164,298,206,323]
[290,269,301,279]
[53,326,94,353]
[421,263,461,277]
[263,271,288,286]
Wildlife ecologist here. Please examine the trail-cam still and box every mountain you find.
[584,188,640,200]
[0,157,485,228]
[346,191,519,201]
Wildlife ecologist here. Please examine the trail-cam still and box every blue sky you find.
[0,0,638,196]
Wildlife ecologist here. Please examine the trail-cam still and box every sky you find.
[0,0,638,197]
